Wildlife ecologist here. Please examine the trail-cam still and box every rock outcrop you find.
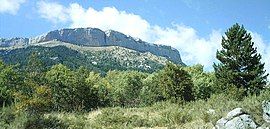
[215,108,258,129]
[262,101,270,123]
[0,28,183,64]
[0,38,29,47]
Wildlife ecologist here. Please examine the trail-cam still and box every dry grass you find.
[4,89,268,129]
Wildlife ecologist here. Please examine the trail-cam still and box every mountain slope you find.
[0,41,169,73]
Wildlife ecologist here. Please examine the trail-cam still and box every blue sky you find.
[0,0,270,71]
[1,0,270,39]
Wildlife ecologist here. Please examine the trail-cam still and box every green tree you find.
[140,73,164,105]
[25,52,46,85]
[45,64,100,111]
[184,64,216,100]
[74,67,99,110]
[105,70,147,107]
[0,60,20,107]
[214,23,268,95]
[159,63,194,102]
[18,52,46,101]
[12,53,53,114]
[45,64,76,111]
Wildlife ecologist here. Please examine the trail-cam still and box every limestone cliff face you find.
[30,28,107,46]
[0,38,29,47]
[1,28,183,64]
[105,30,182,64]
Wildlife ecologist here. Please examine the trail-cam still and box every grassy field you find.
[3,90,268,129]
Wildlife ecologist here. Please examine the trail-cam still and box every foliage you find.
[214,23,268,96]
[45,64,99,111]
[158,63,195,102]
[24,115,68,129]
[140,63,196,105]
[140,73,164,105]
[0,106,16,125]
[74,67,100,110]
[0,60,20,107]
[0,45,166,74]
[183,64,217,100]
[14,85,53,115]
[105,70,148,107]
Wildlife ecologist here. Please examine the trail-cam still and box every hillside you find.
[0,41,170,73]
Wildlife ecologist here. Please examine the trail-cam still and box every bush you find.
[140,63,195,105]
[14,85,53,115]
[0,106,16,125]
[24,115,68,129]
[225,84,246,101]
[91,107,151,128]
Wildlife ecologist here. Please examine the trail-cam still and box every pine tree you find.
[214,23,268,95]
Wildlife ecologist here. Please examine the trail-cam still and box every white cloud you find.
[37,1,68,23]
[149,25,222,69]
[0,0,25,15]
[68,4,151,40]
[37,1,270,75]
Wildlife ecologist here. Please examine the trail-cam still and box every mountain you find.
[0,28,183,64]
[0,27,184,73]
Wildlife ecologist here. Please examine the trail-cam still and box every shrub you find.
[91,107,151,128]
[24,115,68,129]
[0,106,16,125]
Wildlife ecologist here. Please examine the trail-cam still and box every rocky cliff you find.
[0,38,29,47]
[0,28,183,64]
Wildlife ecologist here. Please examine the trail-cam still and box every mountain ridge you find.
[0,27,183,64]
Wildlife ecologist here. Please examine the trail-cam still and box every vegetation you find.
[0,24,269,128]
[0,45,166,74]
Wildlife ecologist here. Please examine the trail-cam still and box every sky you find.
[0,0,270,72]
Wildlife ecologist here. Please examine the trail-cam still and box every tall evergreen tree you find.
[214,23,268,95]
